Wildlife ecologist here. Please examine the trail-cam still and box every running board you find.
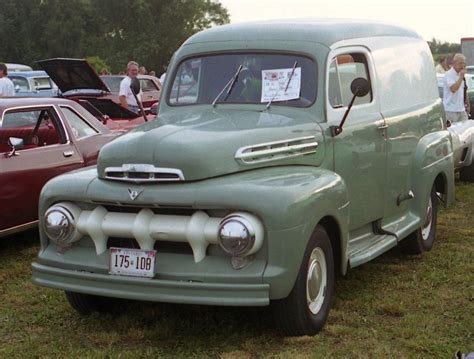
[348,234,398,268]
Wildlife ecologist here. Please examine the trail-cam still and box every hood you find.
[78,98,138,120]
[97,108,325,182]
[36,58,110,93]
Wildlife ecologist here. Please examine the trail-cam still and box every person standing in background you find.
[435,56,449,74]
[139,66,147,75]
[0,63,15,97]
[443,53,469,123]
[119,61,142,113]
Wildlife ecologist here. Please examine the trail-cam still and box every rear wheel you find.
[271,225,335,336]
[401,186,438,255]
[65,291,124,315]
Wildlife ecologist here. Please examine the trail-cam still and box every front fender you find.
[191,166,350,299]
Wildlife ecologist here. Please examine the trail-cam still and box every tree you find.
[0,0,229,73]
[428,38,461,62]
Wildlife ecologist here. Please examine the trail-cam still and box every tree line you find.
[0,0,229,75]
[428,38,461,62]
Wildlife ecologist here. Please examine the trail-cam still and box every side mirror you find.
[350,77,370,97]
[330,77,371,137]
[9,137,24,149]
[130,77,141,95]
[6,137,24,158]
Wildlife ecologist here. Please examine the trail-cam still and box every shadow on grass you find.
[0,228,39,254]
[65,243,421,349]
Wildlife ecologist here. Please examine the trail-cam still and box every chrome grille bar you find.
[104,164,184,183]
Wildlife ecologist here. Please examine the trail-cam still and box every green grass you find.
[1,182,473,358]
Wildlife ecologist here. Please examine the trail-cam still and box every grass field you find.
[0,182,473,358]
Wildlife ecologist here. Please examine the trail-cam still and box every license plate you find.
[109,247,156,278]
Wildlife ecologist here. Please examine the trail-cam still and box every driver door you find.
[327,48,388,230]
[0,106,83,233]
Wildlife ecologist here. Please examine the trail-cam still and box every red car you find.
[100,74,162,114]
[37,58,155,132]
[0,97,118,237]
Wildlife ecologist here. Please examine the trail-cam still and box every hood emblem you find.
[128,188,143,201]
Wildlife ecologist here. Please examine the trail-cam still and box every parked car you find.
[32,20,455,336]
[8,70,58,97]
[436,73,474,180]
[100,74,162,113]
[0,97,118,237]
[37,58,155,132]
[5,63,33,72]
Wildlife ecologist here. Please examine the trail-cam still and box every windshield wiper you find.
[212,64,243,107]
[265,61,298,110]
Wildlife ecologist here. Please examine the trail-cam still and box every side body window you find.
[328,53,372,108]
[0,108,62,150]
[60,106,99,139]
[9,76,30,91]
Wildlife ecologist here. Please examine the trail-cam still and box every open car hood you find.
[37,58,110,93]
[77,98,139,120]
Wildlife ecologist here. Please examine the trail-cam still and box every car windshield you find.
[168,53,317,107]
[101,76,123,92]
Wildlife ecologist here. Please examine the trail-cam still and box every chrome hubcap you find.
[306,247,327,314]
[421,196,433,241]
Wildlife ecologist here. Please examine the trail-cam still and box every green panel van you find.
[32,20,455,336]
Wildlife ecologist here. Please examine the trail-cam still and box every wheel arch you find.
[318,216,346,276]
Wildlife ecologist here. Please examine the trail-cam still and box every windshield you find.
[168,53,317,107]
[101,76,122,92]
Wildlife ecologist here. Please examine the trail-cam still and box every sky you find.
[219,0,473,44]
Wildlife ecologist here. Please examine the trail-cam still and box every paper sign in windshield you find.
[261,67,301,103]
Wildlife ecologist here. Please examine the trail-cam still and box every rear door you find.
[0,105,83,233]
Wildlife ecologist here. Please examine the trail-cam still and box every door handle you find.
[63,150,74,157]
[378,124,388,130]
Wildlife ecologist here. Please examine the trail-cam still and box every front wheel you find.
[65,291,124,315]
[271,225,335,336]
[401,186,438,255]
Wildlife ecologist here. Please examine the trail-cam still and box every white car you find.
[5,63,33,72]
[437,73,474,181]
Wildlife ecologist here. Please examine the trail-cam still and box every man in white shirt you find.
[119,61,142,114]
[443,53,470,123]
[0,63,15,97]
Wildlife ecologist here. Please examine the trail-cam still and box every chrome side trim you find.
[104,163,185,183]
[235,136,318,164]
[0,220,38,238]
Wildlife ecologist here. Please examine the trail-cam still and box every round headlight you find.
[218,216,255,257]
[44,206,75,243]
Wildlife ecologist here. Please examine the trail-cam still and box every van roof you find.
[184,19,421,47]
